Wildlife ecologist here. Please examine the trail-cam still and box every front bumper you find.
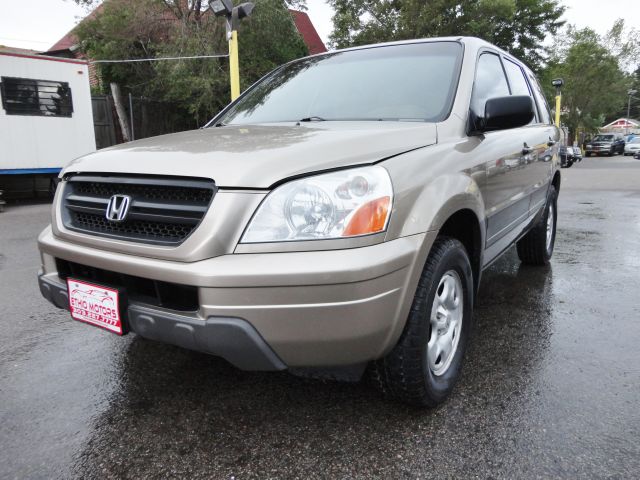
[38,226,432,369]
[586,145,612,154]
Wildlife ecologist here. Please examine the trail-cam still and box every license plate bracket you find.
[67,278,127,335]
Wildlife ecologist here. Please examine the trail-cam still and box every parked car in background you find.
[573,146,583,162]
[585,133,626,156]
[560,146,575,167]
[624,137,640,156]
[36,37,560,407]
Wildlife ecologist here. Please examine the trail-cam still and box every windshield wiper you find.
[299,116,327,122]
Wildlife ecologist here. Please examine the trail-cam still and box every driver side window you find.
[470,53,510,116]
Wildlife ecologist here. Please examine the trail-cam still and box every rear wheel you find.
[369,237,473,407]
[517,185,557,265]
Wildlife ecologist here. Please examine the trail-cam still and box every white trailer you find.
[0,52,95,196]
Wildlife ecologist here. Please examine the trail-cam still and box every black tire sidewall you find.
[545,186,558,259]
[420,243,474,402]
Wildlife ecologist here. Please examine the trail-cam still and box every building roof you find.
[602,118,640,129]
[0,45,39,55]
[289,10,327,55]
[48,5,327,56]
[48,3,105,53]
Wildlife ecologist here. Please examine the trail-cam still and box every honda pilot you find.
[38,37,560,407]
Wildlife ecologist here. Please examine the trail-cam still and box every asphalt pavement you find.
[1,155,639,479]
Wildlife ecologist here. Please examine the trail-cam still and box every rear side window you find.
[526,72,552,125]
[0,76,73,117]
[471,53,510,115]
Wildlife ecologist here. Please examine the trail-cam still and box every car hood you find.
[63,122,437,188]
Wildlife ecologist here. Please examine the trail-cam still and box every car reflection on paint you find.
[559,146,575,168]
[573,147,583,162]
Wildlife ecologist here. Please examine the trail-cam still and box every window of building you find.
[0,77,73,117]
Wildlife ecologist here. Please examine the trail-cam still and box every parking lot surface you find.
[1,155,639,479]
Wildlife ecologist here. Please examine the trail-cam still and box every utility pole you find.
[552,78,564,128]
[209,0,255,101]
[110,83,131,142]
[627,89,637,135]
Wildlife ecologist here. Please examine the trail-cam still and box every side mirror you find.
[481,95,535,132]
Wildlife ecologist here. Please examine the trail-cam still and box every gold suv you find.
[38,37,560,406]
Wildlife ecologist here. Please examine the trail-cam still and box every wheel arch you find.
[437,208,483,294]
[385,171,486,295]
[552,169,561,194]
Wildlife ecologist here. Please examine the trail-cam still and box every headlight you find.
[241,166,393,243]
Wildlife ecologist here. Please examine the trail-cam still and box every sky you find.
[0,0,639,52]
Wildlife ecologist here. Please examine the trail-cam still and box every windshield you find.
[593,135,614,142]
[216,42,463,125]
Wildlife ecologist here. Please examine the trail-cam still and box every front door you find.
[470,52,532,252]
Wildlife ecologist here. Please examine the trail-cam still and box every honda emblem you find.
[105,194,131,222]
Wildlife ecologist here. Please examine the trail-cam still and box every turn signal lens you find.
[343,196,391,236]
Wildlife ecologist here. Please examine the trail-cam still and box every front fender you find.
[382,147,486,242]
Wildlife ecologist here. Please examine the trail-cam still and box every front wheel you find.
[369,237,474,407]
[517,185,557,265]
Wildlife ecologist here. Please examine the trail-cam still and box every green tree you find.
[625,67,640,120]
[541,23,633,137]
[75,0,308,126]
[328,0,565,68]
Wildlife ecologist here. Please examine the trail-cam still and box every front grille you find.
[56,258,199,312]
[73,181,214,204]
[61,174,216,245]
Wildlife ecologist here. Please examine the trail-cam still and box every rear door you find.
[521,67,557,214]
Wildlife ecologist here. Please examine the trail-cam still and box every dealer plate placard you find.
[67,278,123,335]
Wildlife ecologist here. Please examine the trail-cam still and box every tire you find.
[517,185,557,265]
[369,237,474,407]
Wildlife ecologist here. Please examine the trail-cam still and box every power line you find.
[0,36,52,45]
[91,54,229,64]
